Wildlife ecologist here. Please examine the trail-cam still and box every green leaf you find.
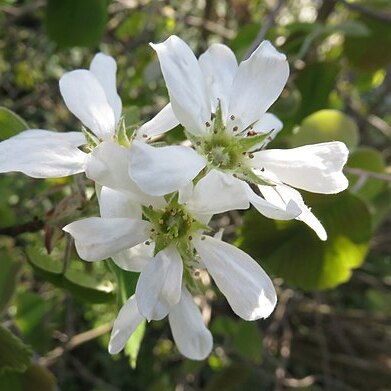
[238,192,372,290]
[0,365,57,391]
[26,246,115,304]
[46,0,108,47]
[291,109,359,150]
[25,246,63,286]
[108,260,139,305]
[0,247,21,315]
[294,62,339,121]
[63,269,115,304]
[347,147,387,200]
[211,317,263,363]
[0,107,28,140]
[344,15,391,72]
[124,320,146,369]
[0,325,32,374]
[14,292,53,353]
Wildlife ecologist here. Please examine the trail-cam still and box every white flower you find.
[0,53,178,179]
[64,169,276,324]
[128,35,349,240]
[109,288,213,361]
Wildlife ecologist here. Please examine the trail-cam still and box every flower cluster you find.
[0,36,349,360]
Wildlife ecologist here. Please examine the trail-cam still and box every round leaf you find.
[239,192,372,290]
[0,107,28,140]
[347,147,387,200]
[292,109,359,150]
[46,0,108,47]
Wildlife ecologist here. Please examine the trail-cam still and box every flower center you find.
[143,201,206,255]
[158,206,192,240]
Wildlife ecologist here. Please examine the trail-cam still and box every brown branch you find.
[243,0,286,60]
[337,0,391,23]
[39,321,113,367]
[345,167,391,183]
[0,219,44,237]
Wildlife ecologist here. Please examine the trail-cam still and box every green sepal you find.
[115,117,130,147]
[81,126,99,150]
[236,133,270,153]
[142,206,162,225]
[236,167,273,186]
[212,101,224,134]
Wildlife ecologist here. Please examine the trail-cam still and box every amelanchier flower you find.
[0,53,179,179]
[128,35,349,240]
[63,169,277,358]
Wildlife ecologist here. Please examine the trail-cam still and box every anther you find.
[142,134,148,138]
[145,241,151,245]
[211,113,216,120]
[148,205,153,209]
[201,236,206,240]
[205,121,211,127]
[261,167,265,172]
[188,235,193,240]
[194,270,200,277]
[196,141,201,146]
[230,115,235,120]
[249,153,254,159]
[213,130,218,134]
[233,126,238,131]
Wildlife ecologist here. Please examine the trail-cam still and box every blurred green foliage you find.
[0,0,391,390]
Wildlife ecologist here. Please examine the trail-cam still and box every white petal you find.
[151,35,210,136]
[59,70,116,140]
[248,113,283,150]
[86,141,165,208]
[112,242,154,272]
[136,246,183,321]
[129,141,206,196]
[198,43,238,121]
[245,183,302,220]
[0,129,87,178]
[136,103,179,139]
[194,236,277,320]
[260,184,327,240]
[63,217,152,262]
[228,41,289,133]
[169,287,213,360]
[251,142,349,194]
[252,113,283,135]
[90,53,122,125]
[109,295,144,354]
[186,170,249,215]
[99,186,142,219]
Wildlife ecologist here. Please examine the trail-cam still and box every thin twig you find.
[336,0,391,23]
[39,322,113,367]
[344,167,391,183]
[243,0,286,60]
[0,219,44,237]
